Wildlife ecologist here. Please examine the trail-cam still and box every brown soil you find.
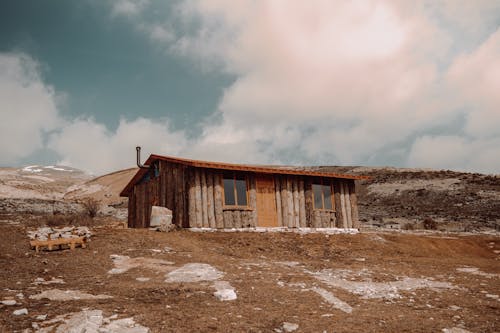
[0,215,499,332]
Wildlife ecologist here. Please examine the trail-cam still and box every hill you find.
[0,165,499,230]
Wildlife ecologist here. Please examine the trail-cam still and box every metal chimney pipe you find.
[136,146,150,169]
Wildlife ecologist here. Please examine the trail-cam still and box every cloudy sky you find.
[1,0,499,175]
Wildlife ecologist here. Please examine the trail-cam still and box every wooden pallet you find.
[30,236,87,253]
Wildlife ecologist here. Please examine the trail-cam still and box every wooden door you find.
[256,175,278,227]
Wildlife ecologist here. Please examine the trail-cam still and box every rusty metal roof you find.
[120,154,369,196]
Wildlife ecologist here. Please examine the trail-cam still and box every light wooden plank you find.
[201,169,209,227]
[298,179,306,228]
[292,178,300,228]
[214,173,224,229]
[286,177,294,228]
[207,172,216,228]
[339,181,348,228]
[194,169,203,228]
[275,176,283,227]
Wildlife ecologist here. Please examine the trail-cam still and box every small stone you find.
[214,289,237,301]
[282,322,299,332]
[36,314,47,320]
[1,300,17,306]
[13,308,28,316]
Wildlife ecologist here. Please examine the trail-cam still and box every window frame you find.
[222,173,250,208]
[312,179,335,211]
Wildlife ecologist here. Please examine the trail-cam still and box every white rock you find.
[282,322,299,332]
[13,308,28,315]
[1,299,17,306]
[136,277,150,282]
[36,314,48,320]
[214,289,237,301]
[442,328,472,333]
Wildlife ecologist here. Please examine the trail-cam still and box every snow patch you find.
[29,289,112,301]
[108,255,174,274]
[22,166,42,173]
[311,287,353,313]
[456,266,498,278]
[36,309,149,333]
[442,328,472,333]
[32,277,65,285]
[309,269,455,299]
[165,263,223,283]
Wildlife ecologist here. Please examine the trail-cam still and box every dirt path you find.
[0,217,498,332]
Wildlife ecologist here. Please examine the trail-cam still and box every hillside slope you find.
[315,166,500,231]
[1,165,499,230]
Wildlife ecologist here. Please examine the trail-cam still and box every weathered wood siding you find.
[272,176,358,228]
[127,160,188,228]
[128,161,360,230]
[187,168,257,228]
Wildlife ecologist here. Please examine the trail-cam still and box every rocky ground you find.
[0,166,133,219]
[0,164,499,332]
[0,214,498,332]
[1,165,499,231]
[315,166,500,231]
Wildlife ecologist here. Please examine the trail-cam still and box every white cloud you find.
[0,53,61,165]
[48,117,188,175]
[110,0,149,17]
[446,29,500,139]
[160,0,500,173]
[407,136,500,174]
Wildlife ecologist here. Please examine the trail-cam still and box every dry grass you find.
[81,198,100,218]
[40,213,98,227]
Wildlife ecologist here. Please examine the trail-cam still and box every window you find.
[223,174,248,206]
[312,180,334,210]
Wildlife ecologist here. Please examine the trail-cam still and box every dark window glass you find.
[223,178,235,205]
[323,185,333,209]
[313,184,323,209]
[235,179,247,206]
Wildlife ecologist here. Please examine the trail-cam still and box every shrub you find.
[423,218,437,230]
[42,213,94,227]
[82,198,100,218]
[402,223,415,230]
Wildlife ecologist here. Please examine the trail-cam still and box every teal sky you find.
[0,1,231,131]
[1,1,499,174]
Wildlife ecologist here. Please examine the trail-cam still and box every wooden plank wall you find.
[275,175,309,227]
[332,179,359,229]
[128,162,360,230]
[128,161,188,228]
[158,161,188,228]
[273,176,358,229]
[187,168,257,228]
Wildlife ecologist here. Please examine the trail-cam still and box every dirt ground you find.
[0,214,499,333]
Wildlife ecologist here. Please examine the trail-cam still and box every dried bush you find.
[82,198,100,218]
[423,218,437,230]
[42,213,94,227]
[402,223,415,230]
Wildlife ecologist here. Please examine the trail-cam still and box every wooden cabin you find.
[120,154,368,229]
